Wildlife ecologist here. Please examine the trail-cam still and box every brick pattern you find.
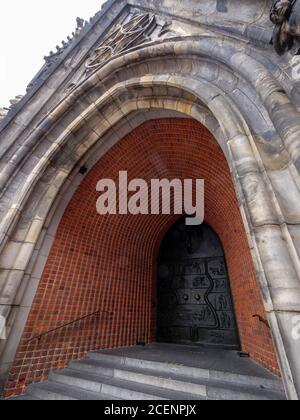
[5,119,279,397]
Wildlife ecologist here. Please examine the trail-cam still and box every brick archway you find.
[5,118,279,397]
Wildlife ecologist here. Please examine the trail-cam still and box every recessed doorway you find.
[157,219,240,350]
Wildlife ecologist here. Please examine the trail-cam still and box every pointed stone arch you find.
[3,117,279,397]
[0,34,299,399]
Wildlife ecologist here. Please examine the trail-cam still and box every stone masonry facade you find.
[0,0,300,400]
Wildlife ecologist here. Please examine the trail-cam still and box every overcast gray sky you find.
[0,0,105,108]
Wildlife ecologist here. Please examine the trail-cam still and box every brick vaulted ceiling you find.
[5,118,279,397]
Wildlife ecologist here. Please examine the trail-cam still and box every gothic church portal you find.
[0,0,300,400]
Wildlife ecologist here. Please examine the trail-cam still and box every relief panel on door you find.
[157,220,240,349]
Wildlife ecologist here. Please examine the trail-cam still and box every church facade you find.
[0,0,300,400]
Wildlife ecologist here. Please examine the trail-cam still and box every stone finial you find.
[76,17,85,29]
[0,107,8,122]
[0,95,24,122]
[9,95,23,108]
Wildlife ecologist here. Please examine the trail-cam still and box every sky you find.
[0,0,105,108]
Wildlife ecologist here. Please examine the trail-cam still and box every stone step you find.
[11,344,286,400]
[26,381,121,401]
[88,350,284,393]
[69,358,284,401]
[50,368,203,400]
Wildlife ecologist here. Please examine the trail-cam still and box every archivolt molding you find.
[0,42,299,235]
[0,39,299,286]
[1,35,300,183]
[0,31,297,157]
[0,40,298,253]
[1,33,300,399]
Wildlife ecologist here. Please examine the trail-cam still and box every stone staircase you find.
[15,344,286,400]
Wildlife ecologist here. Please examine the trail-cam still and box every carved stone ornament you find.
[0,95,24,123]
[85,13,170,74]
[270,0,300,55]
[26,17,90,93]
[0,108,8,122]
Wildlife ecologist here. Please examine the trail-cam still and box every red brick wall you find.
[5,118,279,397]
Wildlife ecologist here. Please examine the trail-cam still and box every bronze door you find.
[157,220,240,349]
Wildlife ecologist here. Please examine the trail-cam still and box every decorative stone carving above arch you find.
[85,12,174,76]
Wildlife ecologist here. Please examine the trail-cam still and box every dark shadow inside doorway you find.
[157,218,240,350]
